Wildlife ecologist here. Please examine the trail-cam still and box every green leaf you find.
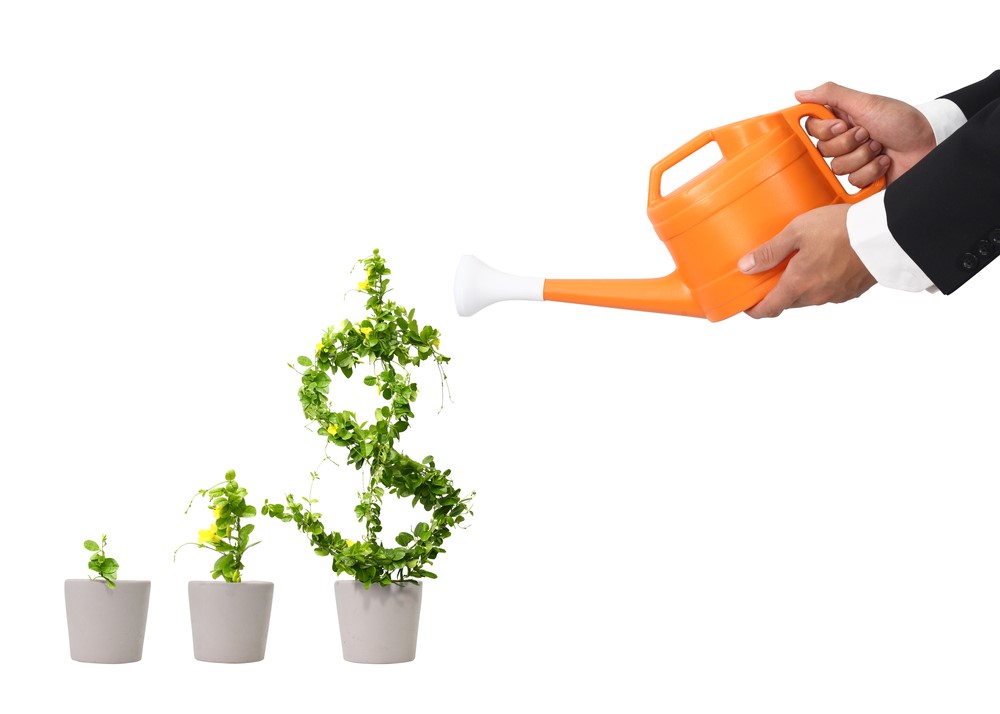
[297,356,313,366]
[395,532,414,546]
[83,540,100,552]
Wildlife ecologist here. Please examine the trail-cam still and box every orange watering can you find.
[455,103,885,322]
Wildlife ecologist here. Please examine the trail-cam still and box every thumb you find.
[795,82,869,116]
[738,230,797,274]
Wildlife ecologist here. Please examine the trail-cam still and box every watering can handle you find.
[780,102,886,204]
[646,129,716,208]
[646,104,886,208]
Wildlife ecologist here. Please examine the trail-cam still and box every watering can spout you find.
[454,255,545,317]
[544,271,703,318]
[454,255,704,318]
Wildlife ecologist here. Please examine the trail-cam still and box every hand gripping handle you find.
[780,102,886,204]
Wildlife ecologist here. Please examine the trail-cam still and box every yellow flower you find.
[213,506,223,519]
[432,338,440,349]
[359,326,372,339]
[358,280,369,291]
[327,423,339,436]
[316,342,324,353]
[344,539,355,547]
[198,525,220,544]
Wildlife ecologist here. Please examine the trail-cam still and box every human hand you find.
[797,82,936,186]
[738,204,875,318]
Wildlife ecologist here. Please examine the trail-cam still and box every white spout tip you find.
[454,255,544,317]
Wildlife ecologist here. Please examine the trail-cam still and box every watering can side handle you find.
[647,130,716,208]
[780,103,886,204]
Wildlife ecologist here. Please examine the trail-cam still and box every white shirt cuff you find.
[915,98,967,145]
[846,192,936,292]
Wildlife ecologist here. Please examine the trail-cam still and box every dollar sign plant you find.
[264,249,473,588]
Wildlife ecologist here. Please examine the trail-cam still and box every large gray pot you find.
[334,580,422,664]
[65,579,151,664]
[188,581,273,663]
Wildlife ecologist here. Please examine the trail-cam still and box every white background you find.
[2,2,998,711]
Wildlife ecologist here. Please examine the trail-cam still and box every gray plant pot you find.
[188,581,273,663]
[334,580,422,664]
[65,579,151,664]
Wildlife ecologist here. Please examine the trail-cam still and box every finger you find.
[738,227,799,275]
[744,276,800,319]
[795,83,866,116]
[803,116,849,141]
[847,155,891,189]
[816,126,869,159]
[829,137,883,176]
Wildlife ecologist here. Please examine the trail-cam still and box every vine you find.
[174,469,261,583]
[264,249,473,588]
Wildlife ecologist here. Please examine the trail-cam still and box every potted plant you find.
[65,535,151,663]
[175,469,272,663]
[264,249,473,664]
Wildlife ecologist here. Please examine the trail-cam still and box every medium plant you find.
[263,249,473,589]
[175,469,260,583]
[84,534,118,589]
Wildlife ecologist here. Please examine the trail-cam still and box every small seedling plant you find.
[84,534,118,589]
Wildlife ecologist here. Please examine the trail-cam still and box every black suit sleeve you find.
[884,71,1000,294]
[941,70,1000,118]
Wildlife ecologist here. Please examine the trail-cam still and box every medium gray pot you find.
[188,581,273,663]
[65,579,151,664]
[334,580,422,664]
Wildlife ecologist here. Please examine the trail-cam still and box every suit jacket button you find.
[962,252,979,270]
[978,239,994,257]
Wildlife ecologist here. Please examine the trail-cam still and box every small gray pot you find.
[188,580,273,663]
[65,579,151,664]
[334,580,422,664]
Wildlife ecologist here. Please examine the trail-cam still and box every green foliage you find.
[175,469,261,583]
[84,534,119,589]
[264,249,474,588]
